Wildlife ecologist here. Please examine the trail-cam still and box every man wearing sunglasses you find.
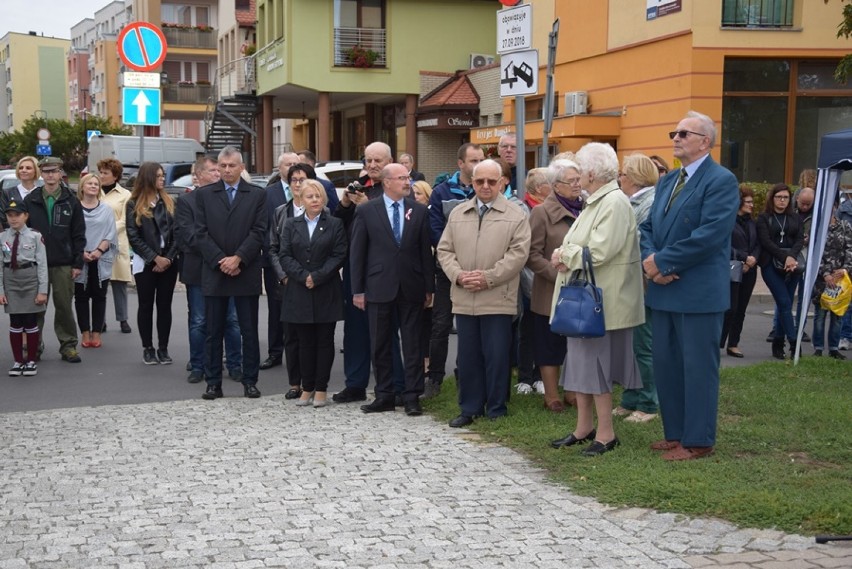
[639,111,739,461]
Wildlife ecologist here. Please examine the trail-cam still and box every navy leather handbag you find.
[550,247,606,338]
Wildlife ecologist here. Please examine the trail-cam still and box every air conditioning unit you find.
[469,53,495,69]
[564,91,588,116]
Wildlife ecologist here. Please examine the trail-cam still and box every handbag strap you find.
[582,247,597,288]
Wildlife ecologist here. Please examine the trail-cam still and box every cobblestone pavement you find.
[1,397,849,569]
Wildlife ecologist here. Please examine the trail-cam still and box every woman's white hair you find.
[575,142,619,183]
[548,159,580,184]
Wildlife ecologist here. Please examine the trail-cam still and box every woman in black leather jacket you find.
[126,162,179,365]
[756,183,804,359]
[720,184,761,358]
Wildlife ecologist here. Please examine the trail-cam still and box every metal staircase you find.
[204,55,258,168]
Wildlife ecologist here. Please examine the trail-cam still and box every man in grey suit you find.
[195,146,267,399]
[639,111,739,461]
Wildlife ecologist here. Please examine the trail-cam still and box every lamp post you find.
[81,88,89,155]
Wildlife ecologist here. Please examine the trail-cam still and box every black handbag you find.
[550,247,606,338]
[772,249,806,275]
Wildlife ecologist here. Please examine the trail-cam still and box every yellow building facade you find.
[475,0,851,184]
[0,32,70,133]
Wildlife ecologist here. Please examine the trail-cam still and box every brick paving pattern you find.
[0,397,848,568]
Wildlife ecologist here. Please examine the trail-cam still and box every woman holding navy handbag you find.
[548,143,644,456]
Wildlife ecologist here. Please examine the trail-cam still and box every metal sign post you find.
[540,19,559,167]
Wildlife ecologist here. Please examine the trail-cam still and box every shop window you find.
[797,61,852,91]
[723,58,789,91]
[793,96,852,177]
[722,96,788,183]
[721,0,794,28]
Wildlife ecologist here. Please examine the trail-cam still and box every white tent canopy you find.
[794,128,852,363]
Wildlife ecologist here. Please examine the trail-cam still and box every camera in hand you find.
[347,181,365,194]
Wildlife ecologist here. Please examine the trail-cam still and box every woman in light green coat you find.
[548,143,645,456]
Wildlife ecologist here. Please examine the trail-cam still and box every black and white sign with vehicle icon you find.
[499,49,539,98]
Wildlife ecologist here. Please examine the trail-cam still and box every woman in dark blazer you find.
[126,162,179,365]
[274,180,347,407]
[720,184,761,358]
[526,159,581,412]
[756,183,804,360]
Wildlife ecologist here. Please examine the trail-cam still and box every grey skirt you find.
[3,265,46,314]
[560,327,642,395]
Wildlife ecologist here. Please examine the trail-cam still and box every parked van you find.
[87,135,205,174]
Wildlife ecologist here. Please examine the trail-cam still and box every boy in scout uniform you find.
[0,200,48,375]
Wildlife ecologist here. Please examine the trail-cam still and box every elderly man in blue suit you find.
[639,111,739,461]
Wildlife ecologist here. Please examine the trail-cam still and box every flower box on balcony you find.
[345,45,379,68]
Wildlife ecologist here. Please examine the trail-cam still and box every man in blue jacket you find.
[425,143,484,398]
[640,111,738,461]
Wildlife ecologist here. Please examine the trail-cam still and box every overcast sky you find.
[1,0,120,41]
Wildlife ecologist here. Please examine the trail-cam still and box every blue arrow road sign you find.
[36,144,51,156]
[122,87,161,126]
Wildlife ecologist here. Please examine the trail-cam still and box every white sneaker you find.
[516,382,534,394]
[532,380,546,394]
[839,338,850,351]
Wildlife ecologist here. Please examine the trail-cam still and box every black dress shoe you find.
[449,415,474,428]
[360,399,395,413]
[404,400,423,416]
[120,320,132,334]
[333,386,367,403]
[726,348,744,358]
[244,384,261,398]
[550,429,597,449]
[284,386,303,400]
[259,357,282,370]
[202,385,223,400]
[187,371,204,383]
[829,350,847,360]
[582,438,620,456]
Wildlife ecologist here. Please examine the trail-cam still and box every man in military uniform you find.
[23,157,86,362]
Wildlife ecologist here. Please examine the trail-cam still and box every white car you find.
[314,161,364,199]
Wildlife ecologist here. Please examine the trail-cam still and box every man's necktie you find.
[479,204,488,228]
[666,170,688,213]
[227,186,237,204]
[392,202,401,245]
[10,231,19,270]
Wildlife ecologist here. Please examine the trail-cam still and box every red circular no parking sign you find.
[117,22,168,72]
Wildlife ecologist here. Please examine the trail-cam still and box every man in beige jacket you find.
[436,160,530,427]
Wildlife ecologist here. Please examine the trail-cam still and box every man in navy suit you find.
[196,146,267,400]
[639,111,739,461]
[349,162,434,416]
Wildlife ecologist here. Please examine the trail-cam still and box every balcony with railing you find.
[162,25,217,49]
[164,82,214,104]
[721,0,794,28]
[333,27,386,68]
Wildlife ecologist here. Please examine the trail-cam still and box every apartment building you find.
[69,19,95,121]
[133,0,219,140]
[472,0,852,184]
[0,32,70,133]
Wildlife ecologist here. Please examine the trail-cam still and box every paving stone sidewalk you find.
[0,397,848,568]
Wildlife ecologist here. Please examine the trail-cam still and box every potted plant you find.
[345,45,379,68]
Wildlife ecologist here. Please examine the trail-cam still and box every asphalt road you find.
[0,286,789,414]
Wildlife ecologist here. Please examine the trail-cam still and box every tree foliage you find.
[826,0,852,84]
[0,115,131,172]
